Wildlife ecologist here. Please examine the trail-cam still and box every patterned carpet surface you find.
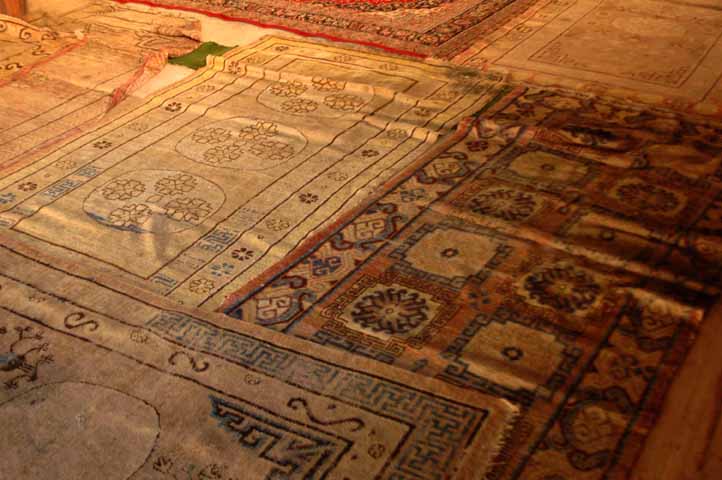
[456,0,722,117]
[0,240,515,479]
[0,36,507,308]
[112,0,539,58]
[1,1,722,478]
[222,83,722,478]
[109,0,722,118]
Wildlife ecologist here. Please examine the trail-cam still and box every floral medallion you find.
[469,188,539,222]
[176,117,307,170]
[84,170,225,234]
[611,179,684,214]
[522,264,602,314]
[350,287,430,335]
[258,74,372,118]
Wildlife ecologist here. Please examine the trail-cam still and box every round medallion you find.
[176,117,307,170]
[84,169,225,234]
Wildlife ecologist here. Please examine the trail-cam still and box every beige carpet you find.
[0,236,516,479]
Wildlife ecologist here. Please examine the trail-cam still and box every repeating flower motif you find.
[281,98,319,114]
[204,144,244,165]
[523,264,602,314]
[266,218,290,231]
[324,93,364,112]
[386,129,408,140]
[470,188,539,221]
[350,288,430,334]
[189,278,214,294]
[613,181,681,213]
[93,140,113,149]
[247,140,296,162]
[128,122,149,132]
[327,171,348,181]
[269,80,307,97]
[312,77,345,92]
[191,127,232,145]
[155,174,197,196]
[130,329,150,344]
[164,197,213,223]
[101,179,145,201]
[361,149,379,157]
[108,204,151,229]
[226,60,244,75]
[164,101,183,112]
[54,159,78,170]
[237,121,278,142]
[0,193,16,205]
[198,121,297,164]
[18,182,37,192]
[299,193,319,204]
[231,247,254,261]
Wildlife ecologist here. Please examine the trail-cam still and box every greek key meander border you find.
[0,247,492,479]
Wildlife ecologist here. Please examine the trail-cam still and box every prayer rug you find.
[0,1,201,177]
[454,0,722,117]
[0,36,507,309]
[0,240,517,479]
[113,0,540,59]
[221,84,722,478]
